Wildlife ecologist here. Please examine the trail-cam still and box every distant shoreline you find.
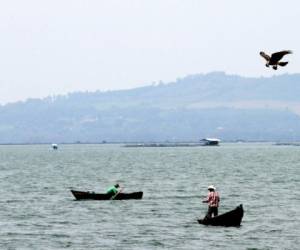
[1,141,300,146]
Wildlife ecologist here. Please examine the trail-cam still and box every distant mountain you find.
[1,72,300,143]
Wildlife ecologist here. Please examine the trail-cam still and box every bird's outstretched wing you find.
[260,51,270,61]
[271,50,292,62]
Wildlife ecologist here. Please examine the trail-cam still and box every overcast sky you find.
[0,0,299,104]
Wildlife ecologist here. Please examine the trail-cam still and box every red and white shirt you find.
[204,191,220,207]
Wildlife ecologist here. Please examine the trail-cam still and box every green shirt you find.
[106,186,118,195]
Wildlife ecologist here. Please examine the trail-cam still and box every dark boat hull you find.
[71,190,143,200]
[198,204,244,227]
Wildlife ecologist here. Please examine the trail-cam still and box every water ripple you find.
[0,144,299,249]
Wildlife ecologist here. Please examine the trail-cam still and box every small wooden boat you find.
[198,204,244,227]
[70,190,143,200]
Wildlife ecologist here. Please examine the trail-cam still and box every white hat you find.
[208,185,216,190]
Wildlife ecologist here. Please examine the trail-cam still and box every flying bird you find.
[260,50,292,70]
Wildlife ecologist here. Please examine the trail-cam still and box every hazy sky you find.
[0,0,299,104]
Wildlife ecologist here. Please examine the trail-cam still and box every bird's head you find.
[260,51,265,56]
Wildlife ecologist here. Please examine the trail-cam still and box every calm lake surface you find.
[0,143,299,250]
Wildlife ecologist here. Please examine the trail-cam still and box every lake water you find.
[0,143,299,250]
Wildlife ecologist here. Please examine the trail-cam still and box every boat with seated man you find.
[71,190,143,200]
[198,204,244,227]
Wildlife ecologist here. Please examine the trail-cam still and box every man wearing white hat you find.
[202,185,220,218]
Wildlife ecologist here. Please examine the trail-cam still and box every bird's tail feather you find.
[278,61,288,67]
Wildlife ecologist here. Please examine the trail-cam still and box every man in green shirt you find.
[106,184,120,197]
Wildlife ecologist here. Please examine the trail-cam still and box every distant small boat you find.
[70,190,143,200]
[51,144,58,150]
[200,138,221,146]
[198,204,244,227]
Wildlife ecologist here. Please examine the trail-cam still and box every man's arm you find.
[202,194,210,203]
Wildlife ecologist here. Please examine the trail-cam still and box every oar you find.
[110,187,124,200]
